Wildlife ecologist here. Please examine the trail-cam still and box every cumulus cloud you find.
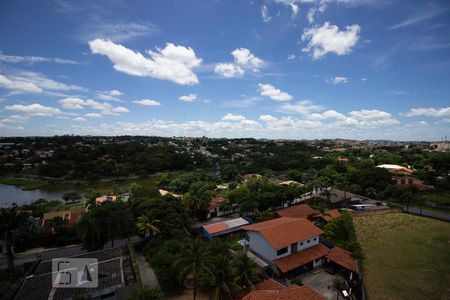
[232,48,263,68]
[58,97,129,115]
[5,103,62,117]
[214,63,244,78]
[287,54,296,60]
[89,39,202,85]
[0,74,43,93]
[86,113,101,118]
[302,22,361,59]
[133,99,161,106]
[347,109,399,126]
[326,76,348,85]
[307,109,346,121]
[259,114,278,122]
[179,94,198,102]
[402,107,450,117]
[258,83,293,101]
[222,113,246,121]
[98,89,123,101]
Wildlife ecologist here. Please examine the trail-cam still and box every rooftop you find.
[326,247,357,273]
[242,284,326,300]
[275,204,317,219]
[273,243,330,273]
[242,217,323,249]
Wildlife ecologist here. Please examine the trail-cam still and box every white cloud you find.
[231,48,263,68]
[347,109,399,126]
[287,54,296,60]
[133,99,161,106]
[307,110,346,121]
[86,113,101,118]
[389,2,443,30]
[302,22,361,59]
[307,8,317,24]
[258,83,293,101]
[98,89,123,101]
[5,103,62,117]
[73,117,86,122]
[0,74,43,93]
[402,107,450,117]
[222,113,246,121]
[0,53,80,65]
[259,114,278,122]
[79,21,159,43]
[59,97,86,109]
[7,71,86,93]
[274,0,299,16]
[326,76,348,85]
[89,39,202,85]
[179,94,197,102]
[280,100,324,114]
[261,5,272,22]
[58,97,129,115]
[214,63,244,78]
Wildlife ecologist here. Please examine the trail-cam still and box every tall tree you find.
[205,253,238,300]
[136,213,160,240]
[233,252,260,289]
[177,238,211,300]
[0,205,28,281]
[183,182,212,220]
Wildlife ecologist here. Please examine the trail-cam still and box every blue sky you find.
[0,0,449,140]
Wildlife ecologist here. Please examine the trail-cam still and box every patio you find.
[297,269,345,300]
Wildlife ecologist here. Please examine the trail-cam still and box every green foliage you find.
[323,212,362,259]
[130,286,165,300]
[220,164,241,182]
[146,240,184,288]
[290,278,303,286]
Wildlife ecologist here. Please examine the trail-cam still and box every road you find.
[403,207,450,222]
[0,237,141,270]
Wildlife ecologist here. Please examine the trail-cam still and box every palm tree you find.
[177,238,211,300]
[76,209,108,251]
[136,213,160,240]
[206,253,238,300]
[0,205,26,281]
[233,251,260,290]
[183,182,211,220]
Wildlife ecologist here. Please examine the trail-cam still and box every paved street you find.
[403,207,450,222]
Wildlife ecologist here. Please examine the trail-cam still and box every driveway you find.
[299,269,342,300]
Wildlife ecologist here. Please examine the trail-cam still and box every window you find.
[314,259,320,263]
[277,247,288,256]
[307,240,310,243]
[313,237,317,241]
[300,242,304,246]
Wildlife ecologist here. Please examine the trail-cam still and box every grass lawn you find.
[0,178,48,190]
[354,213,450,300]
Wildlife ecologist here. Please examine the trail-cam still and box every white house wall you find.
[247,231,291,261]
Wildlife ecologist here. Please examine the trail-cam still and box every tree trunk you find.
[6,232,14,281]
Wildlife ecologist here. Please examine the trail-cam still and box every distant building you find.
[395,176,434,191]
[430,141,450,152]
[197,217,252,240]
[275,204,318,219]
[41,208,85,234]
[207,197,237,218]
[95,195,117,204]
[376,164,413,175]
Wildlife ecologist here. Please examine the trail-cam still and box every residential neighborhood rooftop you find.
[242,217,323,249]
[275,204,318,219]
[242,284,326,300]
[273,243,330,273]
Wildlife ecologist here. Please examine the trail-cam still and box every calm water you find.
[0,184,74,207]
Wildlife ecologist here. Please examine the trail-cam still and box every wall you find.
[296,235,320,251]
[248,231,291,262]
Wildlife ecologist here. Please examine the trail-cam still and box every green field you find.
[354,213,450,300]
[0,178,48,190]
[423,190,450,207]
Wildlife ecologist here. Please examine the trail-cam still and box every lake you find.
[0,184,74,207]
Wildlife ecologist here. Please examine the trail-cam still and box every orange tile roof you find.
[275,204,318,219]
[318,209,341,222]
[242,217,323,249]
[326,247,357,273]
[209,197,226,210]
[204,223,229,234]
[95,195,117,203]
[273,244,330,273]
[243,284,326,300]
[254,279,287,290]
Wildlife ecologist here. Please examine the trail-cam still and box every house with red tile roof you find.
[95,195,117,204]
[326,247,358,274]
[275,204,318,219]
[395,176,435,191]
[314,209,342,224]
[197,217,251,239]
[41,208,85,234]
[207,197,238,219]
[242,217,327,276]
